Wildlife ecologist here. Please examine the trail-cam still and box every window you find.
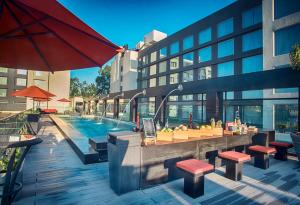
[196,105,206,123]
[217,61,234,77]
[16,78,26,86]
[182,70,194,82]
[158,76,166,86]
[182,94,193,101]
[149,64,156,75]
[242,5,262,28]
[242,55,263,73]
[0,89,7,97]
[170,41,179,55]
[150,52,157,62]
[141,67,148,77]
[0,67,8,73]
[198,66,212,80]
[141,80,147,89]
[242,106,262,128]
[275,87,298,93]
[223,91,234,100]
[275,104,298,133]
[17,69,27,75]
[35,71,43,77]
[145,55,149,64]
[274,0,300,19]
[242,90,263,99]
[168,105,178,118]
[159,47,167,58]
[182,105,193,119]
[218,39,234,58]
[169,95,178,101]
[170,57,179,70]
[159,61,167,73]
[149,78,156,87]
[34,79,47,89]
[275,24,300,55]
[198,46,212,62]
[170,73,178,84]
[242,29,262,52]
[197,93,207,101]
[198,27,211,44]
[217,18,233,38]
[0,77,7,85]
[183,52,194,67]
[183,35,194,50]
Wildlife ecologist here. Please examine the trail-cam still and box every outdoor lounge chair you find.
[291,132,300,162]
[0,137,42,205]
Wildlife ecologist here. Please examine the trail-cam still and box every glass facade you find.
[242,106,262,127]
[274,0,300,19]
[218,39,234,58]
[183,35,194,50]
[198,27,211,44]
[138,97,156,123]
[183,52,194,67]
[0,67,8,73]
[182,70,194,82]
[17,69,27,75]
[159,61,167,73]
[242,55,263,73]
[141,67,148,77]
[242,29,262,52]
[223,91,234,100]
[242,30,262,51]
[141,80,147,89]
[217,18,233,38]
[198,66,212,80]
[170,57,179,70]
[275,23,300,55]
[242,90,263,99]
[275,87,298,93]
[198,46,212,62]
[275,104,298,133]
[158,76,166,86]
[159,47,167,59]
[170,73,179,84]
[242,5,262,28]
[149,64,156,75]
[217,61,234,77]
[170,41,179,55]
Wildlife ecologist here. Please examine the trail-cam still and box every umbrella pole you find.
[47,72,50,109]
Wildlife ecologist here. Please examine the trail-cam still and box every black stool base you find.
[253,153,269,169]
[183,173,204,198]
[225,160,242,181]
[274,148,288,161]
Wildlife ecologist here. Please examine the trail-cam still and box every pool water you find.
[60,116,135,139]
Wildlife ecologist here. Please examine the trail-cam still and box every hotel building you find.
[0,68,70,113]
[108,0,300,139]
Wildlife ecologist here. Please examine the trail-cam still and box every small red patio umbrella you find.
[0,0,121,72]
[11,85,55,110]
[57,98,71,113]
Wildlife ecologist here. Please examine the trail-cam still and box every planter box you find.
[156,132,173,142]
[173,130,189,140]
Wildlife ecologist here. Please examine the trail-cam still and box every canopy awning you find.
[11,85,56,99]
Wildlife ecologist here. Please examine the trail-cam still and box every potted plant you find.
[290,44,300,71]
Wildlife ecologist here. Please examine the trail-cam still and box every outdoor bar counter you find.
[107,130,274,194]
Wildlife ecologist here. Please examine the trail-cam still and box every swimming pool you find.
[60,116,135,139]
[54,116,135,164]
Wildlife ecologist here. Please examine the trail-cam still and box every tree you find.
[290,44,300,71]
[81,81,97,114]
[70,77,81,97]
[95,65,111,95]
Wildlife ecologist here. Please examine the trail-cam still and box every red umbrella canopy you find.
[0,0,121,72]
[11,85,55,99]
[57,98,70,103]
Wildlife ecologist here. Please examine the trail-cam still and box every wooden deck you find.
[13,117,300,205]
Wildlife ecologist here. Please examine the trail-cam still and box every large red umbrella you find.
[0,0,120,72]
[11,85,55,99]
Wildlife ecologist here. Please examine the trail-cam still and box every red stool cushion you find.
[218,151,251,163]
[269,141,293,148]
[249,145,276,154]
[176,159,214,175]
[43,109,57,113]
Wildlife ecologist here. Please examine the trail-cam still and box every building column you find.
[114,98,119,119]
[206,91,222,122]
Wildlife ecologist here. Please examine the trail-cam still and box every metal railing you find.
[0,110,31,135]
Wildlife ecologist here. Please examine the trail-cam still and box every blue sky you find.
[59,0,235,83]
